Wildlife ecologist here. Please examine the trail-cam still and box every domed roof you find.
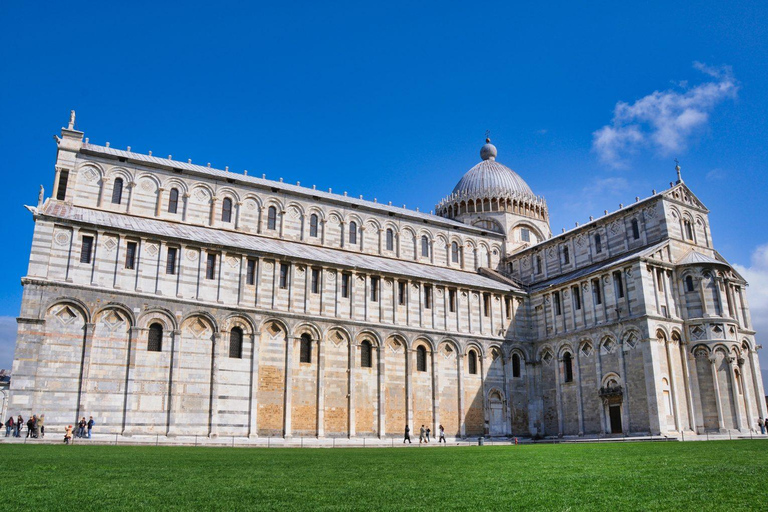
[451,140,535,200]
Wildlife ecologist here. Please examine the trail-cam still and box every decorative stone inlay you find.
[83,167,98,182]
[189,318,210,338]
[102,310,125,331]
[581,343,593,358]
[690,325,705,340]
[141,179,154,192]
[245,199,257,211]
[388,339,403,353]
[288,206,300,219]
[186,249,198,261]
[54,232,71,246]
[602,338,615,353]
[146,243,159,257]
[194,188,209,201]
[103,237,118,252]
[610,221,620,234]
[227,256,238,268]
[55,306,77,325]
[542,351,553,364]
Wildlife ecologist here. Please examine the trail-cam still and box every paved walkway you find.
[1,431,766,448]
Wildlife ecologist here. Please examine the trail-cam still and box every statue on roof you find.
[68,110,76,130]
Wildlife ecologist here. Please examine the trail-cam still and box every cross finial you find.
[674,158,683,184]
[485,130,491,143]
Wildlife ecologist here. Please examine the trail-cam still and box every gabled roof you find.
[529,241,668,292]
[79,143,504,239]
[37,201,520,293]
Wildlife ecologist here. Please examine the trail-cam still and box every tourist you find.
[64,425,73,445]
[15,415,22,437]
[38,414,45,438]
[419,425,426,444]
[426,427,431,443]
[403,425,411,444]
[4,416,13,437]
[77,417,87,438]
[87,416,95,438]
[439,424,446,443]
[764,418,768,434]
[760,420,765,435]
[26,416,35,438]
[32,415,39,438]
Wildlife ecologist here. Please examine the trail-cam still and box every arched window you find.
[685,275,694,292]
[309,214,319,237]
[229,327,243,359]
[300,333,312,363]
[267,206,277,230]
[594,234,602,253]
[512,353,521,378]
[349,221,357,244]
[421,236,430,257]
[684,219,694,240]
[148,323,163,352]
[468,350,477,375]
[631,219,640,240]
[451,242,460,263]
[168,188,179,214]
[563,352,573,382]
[386,229,394,251]
[416,345,427,372]
[221,198,233,223]
[361,340,372,368]
[111,177,124,205]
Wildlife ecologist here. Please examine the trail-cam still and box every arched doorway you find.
[488,390,505,436]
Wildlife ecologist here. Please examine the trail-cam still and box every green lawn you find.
[0,441,766,510]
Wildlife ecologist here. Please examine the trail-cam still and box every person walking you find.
[87,416,94,439]
[38,415,44,438]
[15,415,23,437]
[426,427,431,443]
[419,425,426,444]
[403,425,411,444]
[5,416,13,437]
[439,424,446,443]
[64,425,73,445]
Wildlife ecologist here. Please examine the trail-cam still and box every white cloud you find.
[733,244,768,391]
[705,168,727,181]
[593,62,738,168]
[0,316,16,371]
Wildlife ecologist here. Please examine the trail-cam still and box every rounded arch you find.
[620,327,642,343]
[417,228,435,241]
[411,336,435,353]
[435,233,449,246]
[355,329,382,348]
[655,326,670,341]
[263,197,285,211]
[344,212,364,227]
[307,206,326,221]
[323,325,353,343]
[134,172,162,189]
[437,337,460,354]
[285,200,305,216]
[180,311,218,334]
[690,343,711,356]
[223,313,255,335]
[241,193,263,209]
[364,217,381,231]
[741,338,753,351]
[77,162,105,180]
[258,317,289,336]
[601,372,621,387]
[161,177,189,195]
[536,344,555,361]
[189,182,215,199]
[464,340,485,358]
[712,343,730,357]
[400,226,417,240]
[93,302,136,327]
[327,209,344,224]
[137,307,177,331]
[510,220,545,241]
[216,186,242,203]
[670,329,682,343]
[106,166,134,185]
[45,296,91,324]
[292,321,322,341]
[507,345,529,362]
[487,387,506,402]
[557,343,575,358]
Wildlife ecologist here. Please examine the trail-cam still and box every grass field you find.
[0,441,766,510]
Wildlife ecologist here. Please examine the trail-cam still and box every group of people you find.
[64,417,95,444]
[403,424,447,444]
[758,418,768,434]
[2,414,96,443]
[3,414,45,438]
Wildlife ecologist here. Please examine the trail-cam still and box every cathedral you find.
[9,114,766,439]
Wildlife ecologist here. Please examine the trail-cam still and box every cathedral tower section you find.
[436,139,551,256]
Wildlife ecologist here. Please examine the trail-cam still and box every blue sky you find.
[1,1,767,382]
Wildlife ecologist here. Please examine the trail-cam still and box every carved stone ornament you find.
[227,256,239,268]
[245,199,257,211]
[54,231,71,246]
[83,167,98,182]
[690,325,705,340]
[186,249,198,261]
[103,237,118,252]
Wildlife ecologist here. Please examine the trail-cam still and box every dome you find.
[451,141,535,200]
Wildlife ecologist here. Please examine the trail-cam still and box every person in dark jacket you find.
[26,417,35,438]
[15,415,23,437]
[403,425,412,444]
[87,416,95,439]
[77,417,87,438]
[4,416,12,437]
